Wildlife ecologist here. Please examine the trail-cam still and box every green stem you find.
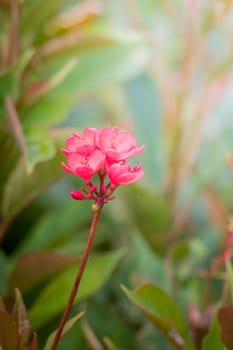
[50,204,104,350]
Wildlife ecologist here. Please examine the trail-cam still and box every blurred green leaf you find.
[0,72,14,119]
[43,311,84,350]
[1,128,72,218]
[0,52,32,113]
[21,0,63,40]
[0,251,8,296]
[8,252,77,294]
[202,310,224,350]
[86,299,140,350]
[125,187,172,253]
[15,202,90,254]
[103,337,126,350]
[81,318,105,350]
[122,284,195,350]
[23,40,148,127]
[29,250,124,329]
[116,232,168,290]
[21,59,77,107]
[54,319,87,350]
[23,126,56,173]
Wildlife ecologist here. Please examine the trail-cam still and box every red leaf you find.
[0,312,19,350]
[218,305,233,350]
[8,251,77,293]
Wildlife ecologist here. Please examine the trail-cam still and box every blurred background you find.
[1,0,233,349]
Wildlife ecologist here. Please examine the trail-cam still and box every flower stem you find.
[50,204,104,350]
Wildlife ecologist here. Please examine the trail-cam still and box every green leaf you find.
[0,251,8,296]
[202,310,224,350]
[0,52,33,115]
[23,126,56,173]
[23,40,148,127]
[14,201,90,254]
[1,128,72,218]
[86,299,139,350]
[81,318,105,350]
[103,337,126,350]
[29,250,124,329]
[122,284,195,350]
[125,187,172,254]
[8,252,77,294]
[43,312,84,350]
[20,0,63,40]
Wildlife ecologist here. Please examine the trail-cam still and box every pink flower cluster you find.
[61,126,144,204]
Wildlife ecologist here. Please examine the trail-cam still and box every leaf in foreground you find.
[122,283,195,350]
[29,250,124,328]
[43,311,84,350]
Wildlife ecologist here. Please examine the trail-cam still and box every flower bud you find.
[100,185,107,193]
[70,190,86,200]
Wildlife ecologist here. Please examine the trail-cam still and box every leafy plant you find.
[1,0,233,349]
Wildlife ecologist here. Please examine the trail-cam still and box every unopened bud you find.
[70,190,85,200]
[91,185,97,192]
[100,185,107,193]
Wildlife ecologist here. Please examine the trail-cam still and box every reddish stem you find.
[50,204,104,350]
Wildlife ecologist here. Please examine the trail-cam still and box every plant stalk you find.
[50,204,104,350]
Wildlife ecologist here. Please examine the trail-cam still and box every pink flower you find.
[107,161,144,187]
[62,128,98,155]
[61,126,145,204]
[61,149,105,183]
[98,126,144,161]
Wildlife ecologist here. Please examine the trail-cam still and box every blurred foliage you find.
[1,0,233,349]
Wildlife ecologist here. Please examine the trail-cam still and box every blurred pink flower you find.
[107,161,144,187]
[98,126,144,160]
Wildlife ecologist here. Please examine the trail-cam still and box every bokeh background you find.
[1,1,233,349]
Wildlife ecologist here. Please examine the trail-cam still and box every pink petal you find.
[88,150,105,171]
[61,148,72,156]
[75,144,95,155]
[117,170,144,184]
[123,144,145,158]
[66,133,81,150]
[98,126,112,148]
[107,162,129,183]
[115,131,136,152]
[83,128,98,144]
[61,162,75,174]
[67,153,84,170]
[108,161,144,185]
[75,166,94,182]
[104,149,122,160]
